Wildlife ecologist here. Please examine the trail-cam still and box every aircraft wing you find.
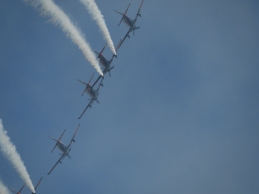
[67,124,80,148]
[113,9,124,16]
[109,38,123,61]
[91,75,103,88]
[134,0,144,22]
[47,154,65,175]
[94,76,104,92]
[78,98,94,119]
[118,27,132,49]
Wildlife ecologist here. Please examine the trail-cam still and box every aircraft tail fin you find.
[49,130,66,153]
[8,188,18,194]
[77,79,88,86]
[9,185,25,194]
[77,79,88,96]
[48,136,58,142]
[113,9,124,26]
[114,3,130,26]
[88,73,94,85]
[94,43,107,59]
[100,43,107,57]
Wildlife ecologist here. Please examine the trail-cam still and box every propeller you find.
[108,66,115,77]
[136,0,144,19]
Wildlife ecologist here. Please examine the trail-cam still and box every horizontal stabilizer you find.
[34,177,43,192]
[88,73,95,85]
[50,143,58,153]
[114,3,130,26]
[118,17,124,26]
[77,79,88,86]
[9,184,25,194]
[113,9,123,16]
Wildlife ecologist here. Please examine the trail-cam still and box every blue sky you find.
[1,0,259,193]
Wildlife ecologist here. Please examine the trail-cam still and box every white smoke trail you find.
[80,0,117,55]
[23,0,103,76]
[0,119,35,193]
[0,179,10,194]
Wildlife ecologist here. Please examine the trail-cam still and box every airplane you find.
[8,177,42,194]
[47,124,80,175]
[114,0,144,49]
[77,73,104,119]
[94,43,115,77]
[94,38,123,77]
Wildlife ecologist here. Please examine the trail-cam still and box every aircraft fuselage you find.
[99,55,111,69]
[86,87,98,100]
[57,142,68,155]
[123,15,135,28]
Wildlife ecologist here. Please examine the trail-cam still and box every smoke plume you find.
[0,119,35,193]
[80,0,117,55]
[0,179,10,194]
[23,0,103,76]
